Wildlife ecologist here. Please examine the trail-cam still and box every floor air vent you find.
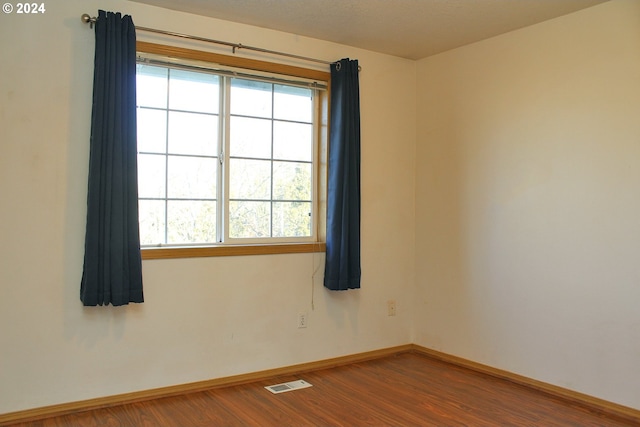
[265,379,313,394]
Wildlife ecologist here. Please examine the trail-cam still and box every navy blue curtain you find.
[80,10,143,306]
[324,59,361,291]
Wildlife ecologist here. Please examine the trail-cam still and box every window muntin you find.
[136,59,319,247]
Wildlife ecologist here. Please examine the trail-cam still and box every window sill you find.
[141,243,326,260]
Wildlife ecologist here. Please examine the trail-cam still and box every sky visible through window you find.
[136,64,315,245]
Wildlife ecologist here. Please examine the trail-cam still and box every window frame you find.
[136,42,328,259]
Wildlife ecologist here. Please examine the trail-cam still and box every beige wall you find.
[0,0,416,413]
[415,0,640,409]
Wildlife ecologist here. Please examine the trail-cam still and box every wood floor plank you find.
[4,352,638,426]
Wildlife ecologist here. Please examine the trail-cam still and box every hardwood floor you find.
[6,352,638,426]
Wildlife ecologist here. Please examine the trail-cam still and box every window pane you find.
[272,201,311,237]
[138,154,166,198]
[136,59,320,246]
[229,159,271,200]
[229,116,271,159]
[229,201,270,238]
[168,156,217,199]
[274,84,312,122]
[169,69,219,114]
[273,161,311,201]
[137,108,166,153]
[168,111,218,156]
[136,65,167,108]
[273,121,313,161]
[230,78,272,118]
[167,200,216,244]
[139,200,165,245]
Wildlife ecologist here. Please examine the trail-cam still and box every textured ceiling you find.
[127,0,608,59]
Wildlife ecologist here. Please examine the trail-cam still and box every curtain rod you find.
[80,13,360,71]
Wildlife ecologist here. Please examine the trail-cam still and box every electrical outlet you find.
[387,300,396,316]
[297,312,308,328]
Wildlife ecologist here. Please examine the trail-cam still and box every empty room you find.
[1,0,639,425]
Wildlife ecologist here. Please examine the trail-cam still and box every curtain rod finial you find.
[81,13,96,28]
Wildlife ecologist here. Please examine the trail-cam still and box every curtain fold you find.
[80,10,143,306]
[324,58,361,291]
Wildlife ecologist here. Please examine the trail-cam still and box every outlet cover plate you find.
[298,312,308,328]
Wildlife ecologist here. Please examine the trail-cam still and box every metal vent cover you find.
[265,379,313,394]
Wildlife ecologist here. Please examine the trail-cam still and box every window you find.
[135,43,328,257]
